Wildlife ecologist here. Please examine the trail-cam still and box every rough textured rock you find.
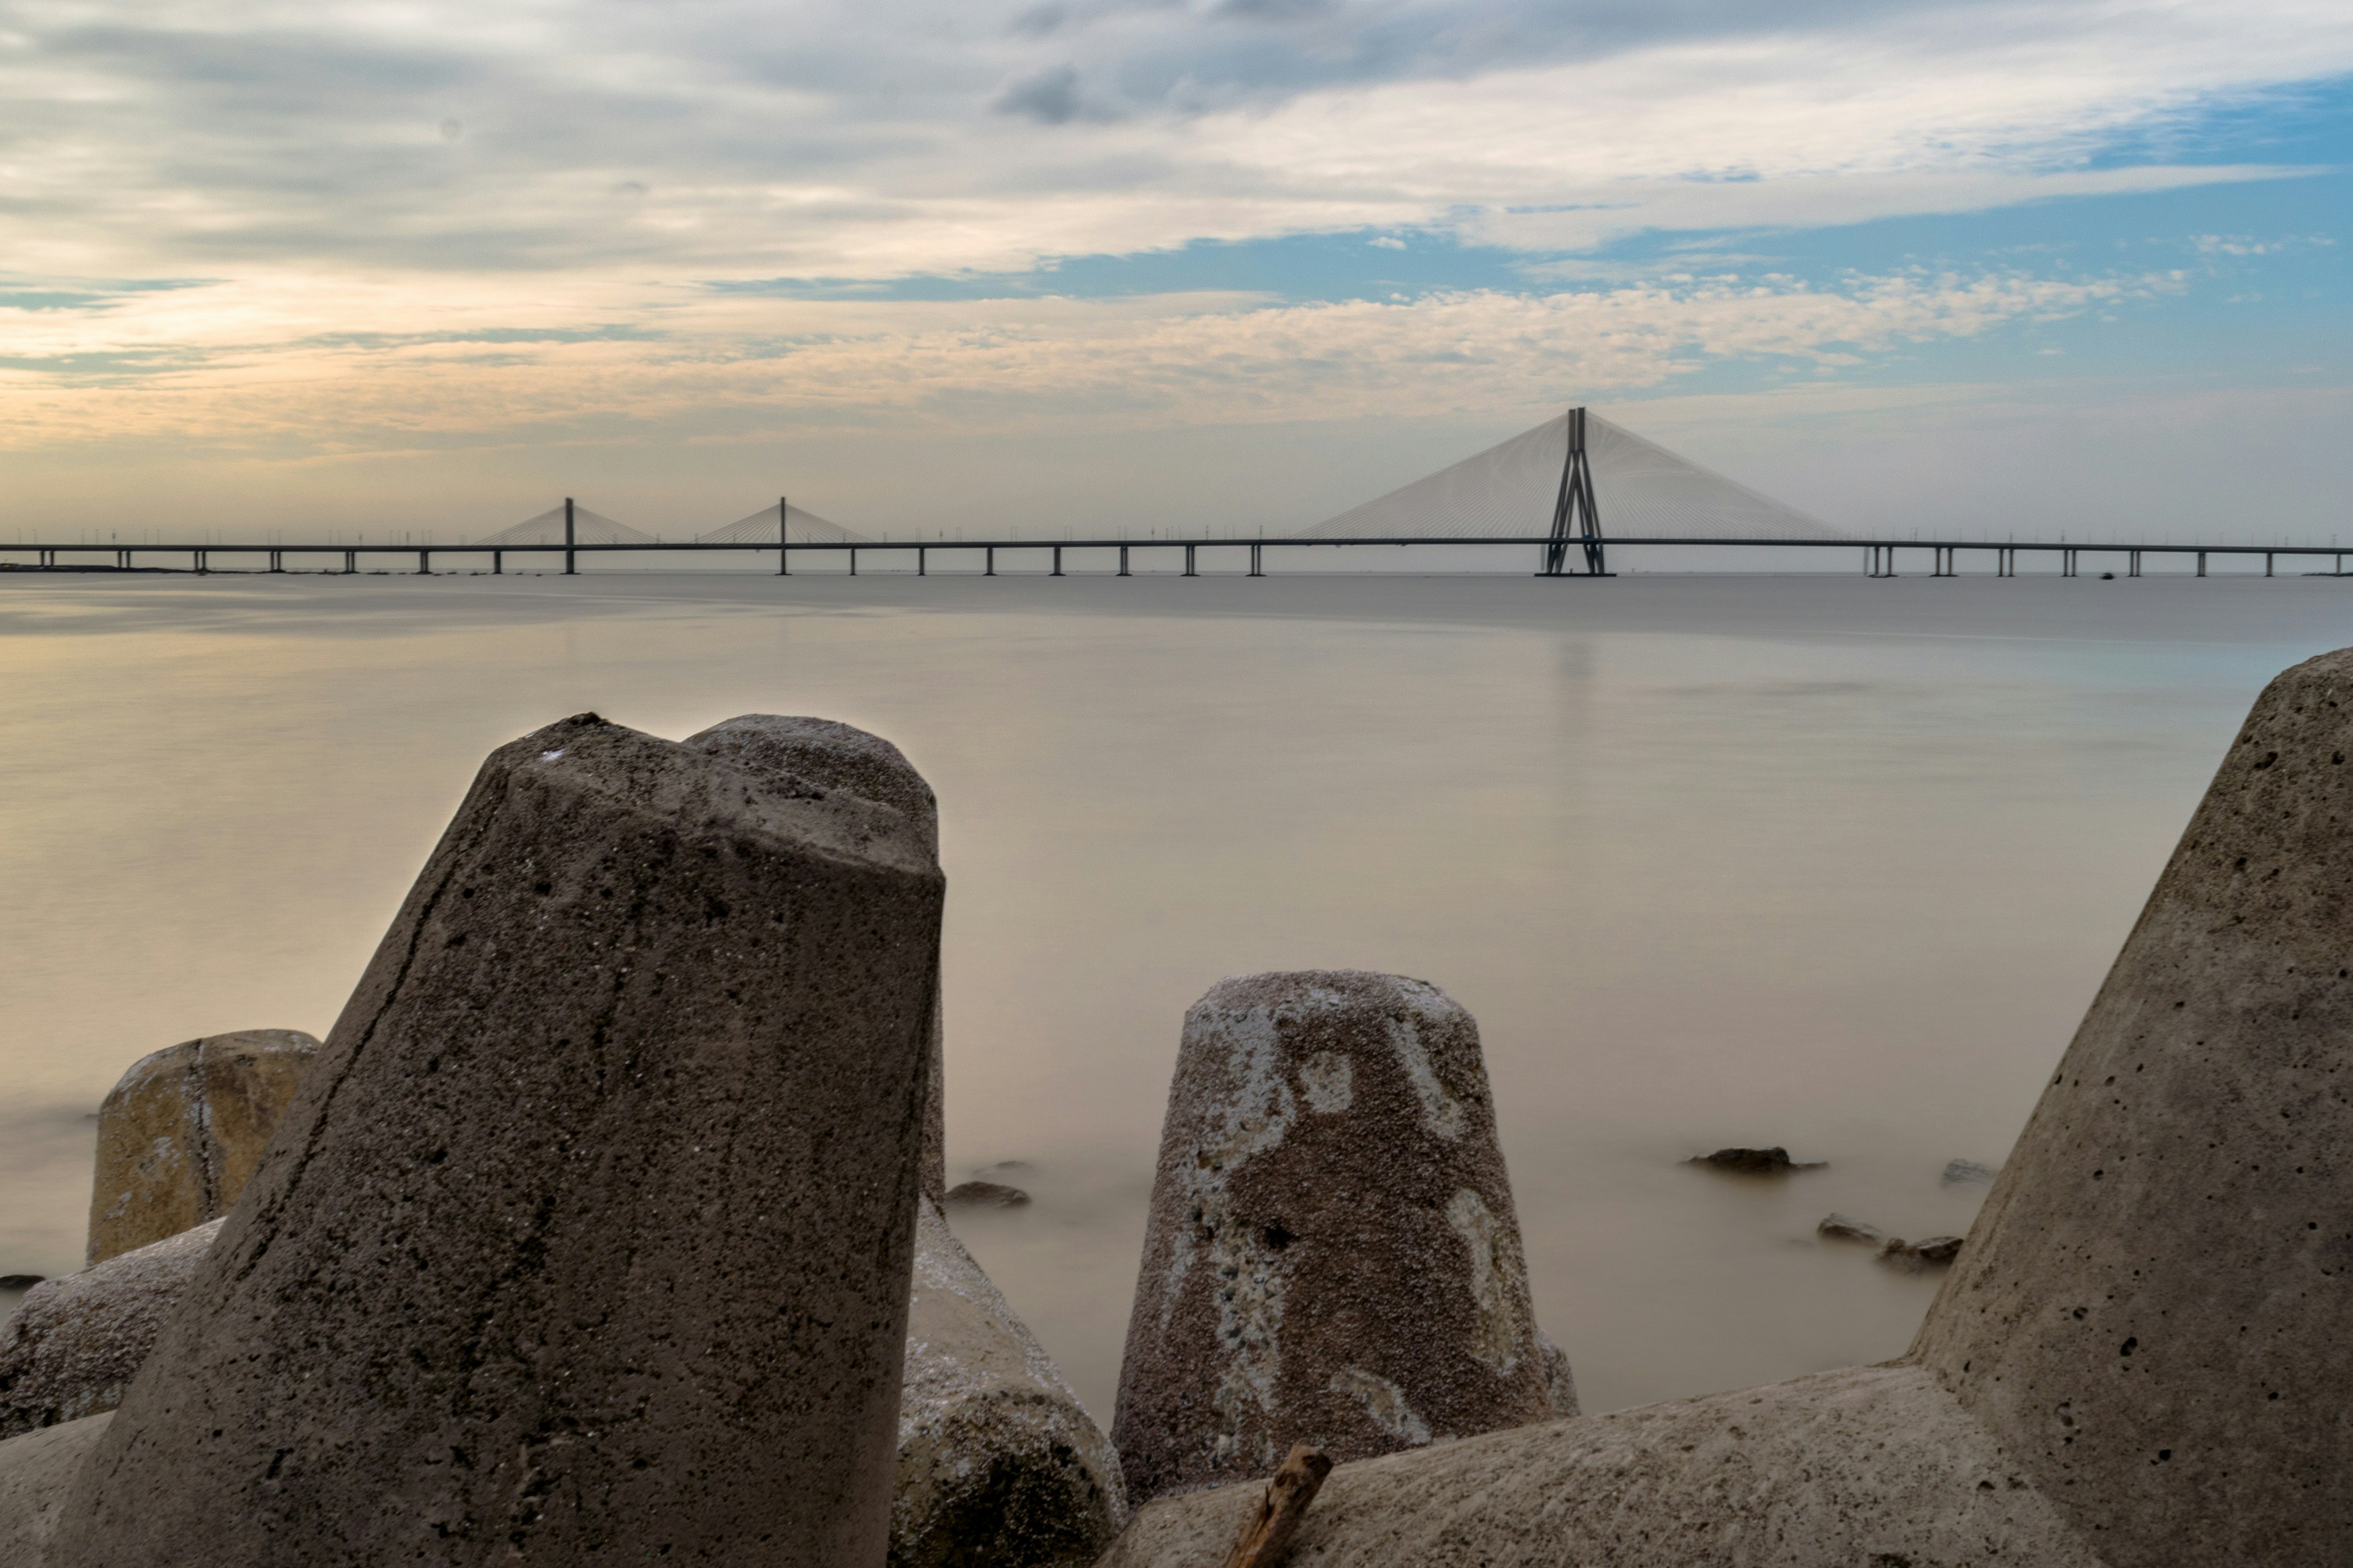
[1095,1364,2106,1568]
[1817,1212,1887,1245]
[686,714,948,1205]
[1913,647,2353,1568]
[83,1030,319,1265]
[1689,1146,1821,1173]
[895,1198,1125,1567]
[1942,1157,1999,1185]
[52,712,944,1568]
[1532,1331,1579,1422]
[0,1221,222,1439]
[0,1414,112,1567]
[1111,971,1558,1505]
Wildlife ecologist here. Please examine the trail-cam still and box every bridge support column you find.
[2198,550,2208,578]
[1184,544,1197,577]
[2063,548,2077,578]
[848,547,857,577]
[1250,542,1263,577]
[419,550,431,575]
[985,546,994,577]
[918,546,926,577]
[344,550,356,575]
[2266,552,2276,578]
[2129,550,2141,578]
[269,550,283,573]
[1052,545,1062,578]
[493,550,503,575]
[1119,545,1129,577]
[1933,546,1954,577]
[195,550,207,575]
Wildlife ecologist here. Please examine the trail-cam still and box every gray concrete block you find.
[1913,646,2353,1568]
[51,712,944,1567]
[84,1031,318,1266]
[686,714,948,1204]
[1111,971,1559,1505]
[895,1198,1126,1567]
[0,1221,222,1439]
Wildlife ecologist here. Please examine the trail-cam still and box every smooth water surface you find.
[4,571,2348,1417]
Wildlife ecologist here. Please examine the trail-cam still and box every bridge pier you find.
[1052,545,1063,578]
[195,549,208,575]
[493,550,503,575]
[269,550,284,573]
[1250,542,1263,577]
[1933,546,1954,578]
[2266,552,2276,578]
[417,550,431,575]
[1119,545,1129,577]
[849,547,858,577]
[344,550,356,575]
[1184,544,1197,578]
[2129,550,2141,578]
[918,546,926,577]
[2198,550,2208,578]
[2063,548,2077,579]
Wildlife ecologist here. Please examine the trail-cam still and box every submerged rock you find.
[945,1181,1033,1209]
[52,713,945,1568]
[83,1029,318,1266]
[1688,1146,1823,1173]
[1940,1157,1999,1186]
[894,1198,1124,1567]
[1111,971,1560,1505]
[1817,1212,1888,1246]
[0,1220,221,1439]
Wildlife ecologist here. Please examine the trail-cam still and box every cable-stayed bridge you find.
[3,413,2338,578]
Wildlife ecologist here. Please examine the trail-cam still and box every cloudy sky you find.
[1,0,2347,541]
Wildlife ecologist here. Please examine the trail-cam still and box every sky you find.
[1,0,2348,544]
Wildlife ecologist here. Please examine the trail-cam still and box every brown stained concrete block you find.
[0,1414,113,1567]
[687,714,949,1205]
[50,712,944,1568]
[895,1198,1127,1567]
[1913,647,2353,1568]
[1094,1365,2107,1568]
[0,1221,222,1439]
[84,1030,319,1266]
[1111,972,1561,1505]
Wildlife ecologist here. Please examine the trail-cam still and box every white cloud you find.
[0,263,2182,451]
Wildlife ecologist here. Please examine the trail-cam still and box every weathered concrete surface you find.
[0,1414,112,1567]
[1111,972,1559,1504]
[0,1221,222,1439]
[686,714,948,1205]
[84,1030,319,1265]
[895,1198,1126,1567]
[1913,647,2353,1568]
[52,712,944,1567]
[1096,1364,2107,1568]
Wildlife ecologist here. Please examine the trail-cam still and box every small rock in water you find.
[1876,1235,1964,1272]
[945,1180,1032,1208]
[1942,1158,1999,1185]
[0,1275,44,1291]
[1818,1213,1888,1246]
[1691,1146,1823,1173]
[972,1159,1034,1180]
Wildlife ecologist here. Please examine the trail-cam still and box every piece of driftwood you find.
[1218,1443,1334,1568]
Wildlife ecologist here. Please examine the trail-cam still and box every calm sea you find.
[5,570,2348,1419]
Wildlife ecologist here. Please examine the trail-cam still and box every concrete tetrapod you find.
[686,715,948,1205]
[1111,972,1562,1505]
[48,712,944,1568]
[84,1030,319,1265]
[0,1221,223,1439]
[895,1197,1128,1567]
[1912,646,2353,1567]
[1095,649,2353,1568]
